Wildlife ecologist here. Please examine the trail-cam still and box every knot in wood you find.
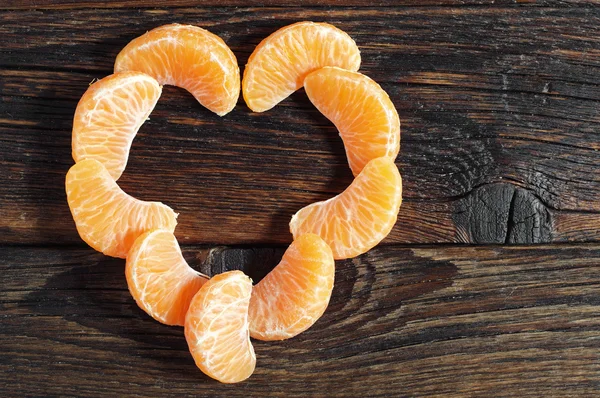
[454,183,552,244]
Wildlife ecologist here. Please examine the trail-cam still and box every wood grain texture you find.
[4,0,599,10]
[1,5,599,395]
[0,6,599,246]
[2,244,600,396]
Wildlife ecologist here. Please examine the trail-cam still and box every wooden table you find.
[2,1,599,396]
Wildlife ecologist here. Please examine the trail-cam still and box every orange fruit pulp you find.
[72,71,162,181]
[249,233,335,341]
[65,158,178,258]
[115,23,240,116]
[126,229,208,326]
[185,271,256,383]
[242,21,361,112]
[304,66,400,176]
[290,156,402,260]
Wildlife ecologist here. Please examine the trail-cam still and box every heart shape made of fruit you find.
[66,22,402,384]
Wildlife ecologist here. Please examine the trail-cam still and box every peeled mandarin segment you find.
[65,159,178,258]
[242,21,361,112]
[114,23,240,116]
[72,71,162,181]
[249,233,335,341]
[304,66,400,176]
[290,157,402,260]
[126,230,208,326]
[184,271,255,383]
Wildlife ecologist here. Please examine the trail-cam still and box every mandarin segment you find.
[72,71,162,181]
[242,21,361,112]
[60,18,406,384]
[185,271,255,383]
[304,67,400,176]
[65,159,178,258]
[114,23,240,116]
[126,230,208,326]
[290,157,402,260]
[249,233,335,341]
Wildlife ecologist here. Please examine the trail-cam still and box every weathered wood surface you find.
[2,244,600,396]
[4,0,598,10]
[1,6,599,246]
[2,3,600,397]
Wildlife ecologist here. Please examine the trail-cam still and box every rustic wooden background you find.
[1,1,600,396]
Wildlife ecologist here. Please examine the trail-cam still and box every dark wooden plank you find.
[4,0,598,10]
[1,7,599,246]
[2,243,600,396]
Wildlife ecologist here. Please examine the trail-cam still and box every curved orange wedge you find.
[242,21,361,112]
[126,230,208,326]
[65,159,178,258]
[290,157,402,260]
[185,271,255,383]
[72,71,162,181]
[249,233,334,341]
[305,67,400,176]
[115,23,239,116]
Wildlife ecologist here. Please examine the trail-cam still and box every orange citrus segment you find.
[65,159,178,258]
[114,23,240,116]
[249,233,334,341]
[242,21,361,112]
[304,66,400,176]
[185,271,255,383]
[290,157,402,260]
[72,72,162,181]
[126,230,208,326]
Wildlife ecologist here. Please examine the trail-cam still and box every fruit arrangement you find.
[66,22,402,383]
